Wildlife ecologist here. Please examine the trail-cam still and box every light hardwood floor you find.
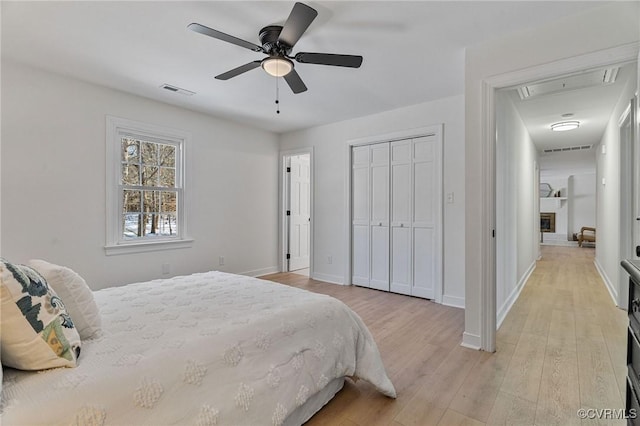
[261,245,628,425]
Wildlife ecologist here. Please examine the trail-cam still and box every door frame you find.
[620,97,638,310]
[344,124,444,303]
[478,42,639,352]
[279,147,314,274]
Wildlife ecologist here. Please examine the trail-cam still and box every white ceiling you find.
[1,1,611,133]
[507,62,636,153]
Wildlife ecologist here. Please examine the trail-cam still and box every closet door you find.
[369,143,390,291]
[390,140,412,295]
[351,146,370,286]
[412,136,439,299]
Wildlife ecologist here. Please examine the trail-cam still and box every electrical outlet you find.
[327,255,332,264]
[162,263,170,275]
[219,256,225,266]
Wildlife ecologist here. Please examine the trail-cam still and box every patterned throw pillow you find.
[0,258,81,370]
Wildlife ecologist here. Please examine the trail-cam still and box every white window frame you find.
[105,116,193,255]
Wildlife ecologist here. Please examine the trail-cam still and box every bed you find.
[0,264,395,425]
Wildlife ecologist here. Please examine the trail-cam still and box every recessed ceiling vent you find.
[542,144,592,153]
[517,67,619,100]
[160,84,195,96]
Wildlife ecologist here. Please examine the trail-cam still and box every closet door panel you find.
[352,166,369,222]
[391,140,412,224]
[370,143,389,291]
[351,146,370,286]
[371,144,389,225]
[390,226,411,295]
[352,225,370,286]
[413,139,435,226]
[412,136,438,299]
[413,227,434,299]
[370,225,389,290]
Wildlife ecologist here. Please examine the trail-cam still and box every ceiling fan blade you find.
[215,61,262,80]
[278,2,318,48]
[283,69,307,94]
[188,23,263,52]
[295,52,363,68]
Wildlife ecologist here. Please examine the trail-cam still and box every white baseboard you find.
[311,272,345,285]
[497,260,536,329]
[461,332,481,350]
[594,258,618,306]
[242,266,280,278]
[442,295,465,309]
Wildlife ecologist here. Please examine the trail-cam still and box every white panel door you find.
[352,146,370,286]
[412,136,439,299]
[390,140,412,295]
[370,143,390,291]
[289,154,310,271]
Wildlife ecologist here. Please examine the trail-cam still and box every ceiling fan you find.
[188,2,363,94]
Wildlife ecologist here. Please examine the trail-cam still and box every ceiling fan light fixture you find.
[551,121,580,132]
[261,57,293,77]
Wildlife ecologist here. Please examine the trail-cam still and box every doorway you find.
[281,150,312,276]
[484,49,639,352]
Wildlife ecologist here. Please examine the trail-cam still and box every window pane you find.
[121,139,139,163]
[123,214,141,239]
[121,164,140,185]
[159,144,176,167]
[157,214,178,236]
[159,167,175,187]
[143,190,160,213]
[141,142,158,165]
[123,190,141,212]
[161,191,177,214]
[141,166,159,186]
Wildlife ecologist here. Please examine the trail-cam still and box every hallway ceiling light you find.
[550,121,580,132]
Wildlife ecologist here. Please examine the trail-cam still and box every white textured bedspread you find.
[1,271,395,425]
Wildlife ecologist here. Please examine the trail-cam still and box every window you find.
[106,116,192,255]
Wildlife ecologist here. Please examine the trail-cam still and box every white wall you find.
[495,91,538,325]
[464,2,640,348]
[595,68,638,303]
[1,61,280,289]
[280,95,466,307]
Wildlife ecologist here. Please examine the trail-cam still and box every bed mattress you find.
[1,271,395,425]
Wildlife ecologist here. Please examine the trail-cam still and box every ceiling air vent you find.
[517,67,620,100]
[160,84,195,96]
[542,144,592,153]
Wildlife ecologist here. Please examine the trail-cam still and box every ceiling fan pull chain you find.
[275,75,281,114]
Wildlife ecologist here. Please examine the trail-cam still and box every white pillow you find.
[1,259,81,370]
[28,259,102,340]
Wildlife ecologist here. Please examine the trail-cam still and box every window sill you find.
[104,238,194,256]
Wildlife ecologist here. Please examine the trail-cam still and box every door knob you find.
[379,222,382,226]
[400,223,404,227]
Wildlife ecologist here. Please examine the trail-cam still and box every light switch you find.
[446,192,454,204]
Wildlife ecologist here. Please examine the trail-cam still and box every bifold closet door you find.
[351,146,370,287]
[369,143,390,291]
[390,140,412,295]
[412,136,438,299]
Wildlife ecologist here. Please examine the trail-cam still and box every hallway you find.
[491,245,627,424]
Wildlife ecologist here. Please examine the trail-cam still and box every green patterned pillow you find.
[0,258,81,370]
